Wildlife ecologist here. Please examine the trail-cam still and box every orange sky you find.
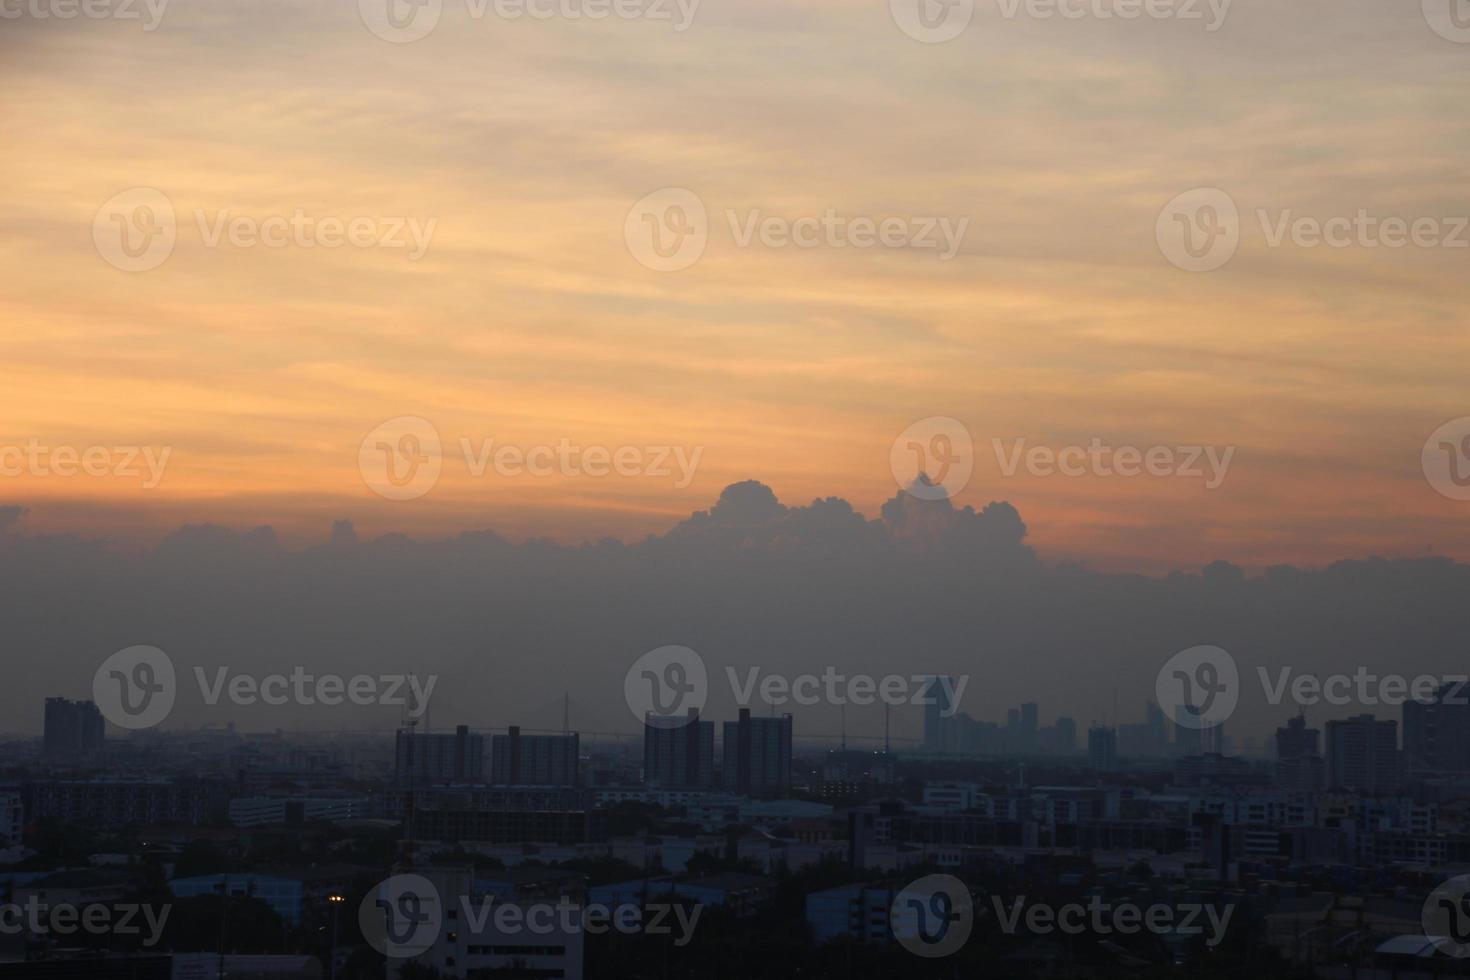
[2,0,1468,573]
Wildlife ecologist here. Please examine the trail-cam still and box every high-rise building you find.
[1275,714,1324,791]
[1325,714,1400,795]
[1088,725,1118,772]
[1404,681,1470,774]
[43,698,105,757]
[722,708,793,797]
[395,725,484,786]
[490,727,579,786]
[922,676,953,754]
[643,710,715,788]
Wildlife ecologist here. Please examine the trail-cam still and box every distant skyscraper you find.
[644,710,715,788]
[1403,681,1470,774]
[1274,714,1324,791]
[722,709,793,797]
[1325,714,1400,795]
[1088,725,1118,772]
[922,676,953,754]
[42,698,104,757]
[395,725,484,786]
[1054,716,1077,754]
[491,727,579,786]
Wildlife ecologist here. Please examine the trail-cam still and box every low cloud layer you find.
[3,482,1463,745]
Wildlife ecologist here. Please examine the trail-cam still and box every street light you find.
[327,894,346,980]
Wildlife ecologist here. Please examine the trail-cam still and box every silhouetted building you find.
[922,675,954,753]
[395,725,484,786]
[1088,724,1118,772]
[42,698,104,757]
[1275,714,1324,791]
[722,709,792,797]
[1404,681,1470,774]
[1325,714,1400,795]
[644,710,715,788]
[490,727,579,786]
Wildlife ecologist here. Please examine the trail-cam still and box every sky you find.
[2,0,1469,577]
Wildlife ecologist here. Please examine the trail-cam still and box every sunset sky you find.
[3,0,1468,574]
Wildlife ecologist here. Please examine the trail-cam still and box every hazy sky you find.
[2,0,1469,574]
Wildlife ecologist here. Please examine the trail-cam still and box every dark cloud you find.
[1,482,1462,744]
